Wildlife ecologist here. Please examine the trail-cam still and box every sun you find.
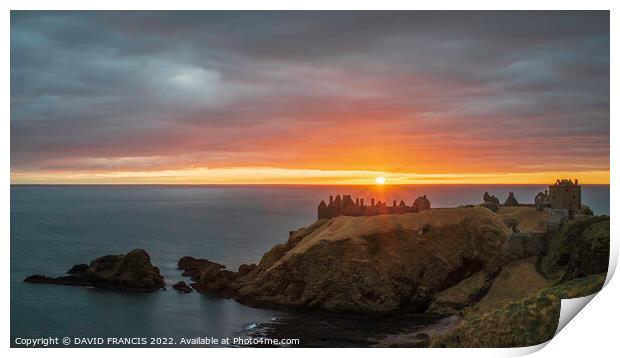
[375,177,386,185]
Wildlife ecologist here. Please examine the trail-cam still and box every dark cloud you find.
[10,11,610,175]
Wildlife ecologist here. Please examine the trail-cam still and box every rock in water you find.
[67,263,89,274]
[173,281,193,293]
[24,248,165,292]
[177,256,225,279]
[24,274,92,286]
[88,249,165,291]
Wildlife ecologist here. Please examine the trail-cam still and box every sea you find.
[10,184,610,347]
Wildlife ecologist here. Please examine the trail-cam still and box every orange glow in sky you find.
[10,167,610,185]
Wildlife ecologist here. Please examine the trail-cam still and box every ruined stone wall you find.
[549,185,581,210]
[317,195,430,219]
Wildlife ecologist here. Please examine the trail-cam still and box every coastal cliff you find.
[182,205,608,347]
[184,206,551,315]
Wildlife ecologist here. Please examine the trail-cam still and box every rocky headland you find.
[24,248,165,292]
[176,204,609,347]
[22,200,609,347]
[180,206,548,313]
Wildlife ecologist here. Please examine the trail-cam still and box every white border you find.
[3,2,617,358]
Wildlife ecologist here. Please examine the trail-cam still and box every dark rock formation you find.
[542,215,610,281]
[24,249,165,292]
[579,205,594,216]
[502,192,519,207]
[88,249,165,291]
[502,232,546,259]
[545,209,569,234]
[67,263,89,274]
[173,281,193,293]
[561,220,609,281]
[177,256,238,296]
[178,256,225,279]
[192,268,237,296]
[24,274,91,286]
[238,263,257,275]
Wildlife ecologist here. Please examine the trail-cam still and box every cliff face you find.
[426,215,609,348]
[379,214,609,348]
[542,215,610,281]
[189,207,549,315]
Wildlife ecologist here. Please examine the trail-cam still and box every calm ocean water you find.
[10,184,609,347]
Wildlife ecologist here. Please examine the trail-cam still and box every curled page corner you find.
[604,241,617,286]
[554,293,598,336]
[519,256,614,355]
[507,341,549,356]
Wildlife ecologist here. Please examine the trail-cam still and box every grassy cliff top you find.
[495,207,550,232]
[291,206,548,255]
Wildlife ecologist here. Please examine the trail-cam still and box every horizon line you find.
[9,182,611,186]
[10,167,609,186]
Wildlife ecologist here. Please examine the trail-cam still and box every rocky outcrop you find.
[426,271,496,316]
[561,220,609,281]
[24,274,92,286]
[177,256,225,279]
[173,281,193,293]
[182,207,551,315]
[542,215,610,281]
[544,208,568,233]
[67,264,89,274]
[579,205,594,216]
[502,232,546,260]
[24,249,165,292]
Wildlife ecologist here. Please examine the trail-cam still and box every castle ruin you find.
[318,179,583,220]
[534,179,581,210]
[481,178,582,212]
[318,194,431,219]
[503,192,520,207]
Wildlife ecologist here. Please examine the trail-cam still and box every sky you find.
[10,11,610,184]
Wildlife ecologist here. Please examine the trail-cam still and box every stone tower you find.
[549,179,581,210]
[412,195,431,212]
